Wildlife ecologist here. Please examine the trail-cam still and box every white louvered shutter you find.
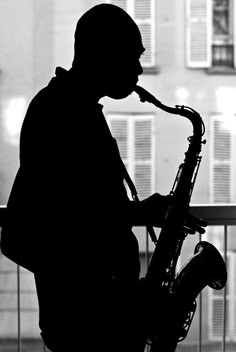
[107,114,155,200]
[134,118,153,199]
[106,0,155,67]
[185,0,212,68]
[109,115,129,168]
[107,0,127,11]
[133,0,155,67]
[234,0,236,68]
[209,252,236,341]
[234,254,236,340]
[211,115,233,203]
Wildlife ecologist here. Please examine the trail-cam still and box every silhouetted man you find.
[1,4,205,352]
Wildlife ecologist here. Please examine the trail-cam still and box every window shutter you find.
[134,118,153,199]
[185,0,212,68]
[211,115,232,203]
[106,114,155,200]
[133,0,155,67]
[234,254,236,340]
[209,252,236,341]
[109,118,128,161]
[210,296,230,340]
[107,0,127,11]
[234,0,236,68]
[106,0,155,67]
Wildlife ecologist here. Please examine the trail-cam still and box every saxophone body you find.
[134,86,227,352]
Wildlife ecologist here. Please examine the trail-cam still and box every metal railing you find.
[190,204,236,352]
[0,204,235,352]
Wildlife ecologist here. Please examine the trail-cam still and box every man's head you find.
[72,3,145,99]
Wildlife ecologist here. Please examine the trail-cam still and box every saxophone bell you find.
[175,241,227,297]
[170,241,227,343]
[147,244,227,350]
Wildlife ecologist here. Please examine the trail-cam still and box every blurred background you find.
[0,0,235,351]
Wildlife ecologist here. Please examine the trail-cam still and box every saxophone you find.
[134,85,227,352]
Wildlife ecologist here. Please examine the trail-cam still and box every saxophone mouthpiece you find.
[134,85,155,103]
[134,85,142,94]
[134,85,145,102]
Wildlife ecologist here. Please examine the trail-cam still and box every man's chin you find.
[107,85,136,100]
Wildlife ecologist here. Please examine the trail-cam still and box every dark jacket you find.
[0,67,143,351]
[1,67,140,275]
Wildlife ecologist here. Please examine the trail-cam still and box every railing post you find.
[222,225,228,352]
[198,292,202,352]
[145,228,151,352]
[17,264,21,352]
[198,233,202,352]
[145,227,150,272]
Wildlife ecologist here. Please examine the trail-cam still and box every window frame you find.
[186,0,236,72]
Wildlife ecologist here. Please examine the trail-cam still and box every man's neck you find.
[68,66,105,103]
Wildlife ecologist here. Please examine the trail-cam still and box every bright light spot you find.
[3,97,26,145]
[175,87,189,104]
[216,87,236,135]
[221,114,236,135]
[216,87,236,113]
[195,91,205,101]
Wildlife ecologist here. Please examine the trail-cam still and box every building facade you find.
[0,0,235,348]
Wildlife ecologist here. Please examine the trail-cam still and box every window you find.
[186,0,236,70]
[106,0,156,70]
[212,0,234,67]
[106,113,155,200]
[210,114,236,203]
[209,251,236,341]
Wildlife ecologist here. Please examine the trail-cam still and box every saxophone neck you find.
[134,85,205,142]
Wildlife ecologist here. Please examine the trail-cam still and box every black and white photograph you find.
[0,1,235,351]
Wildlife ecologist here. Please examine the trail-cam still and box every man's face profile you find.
[73,4,145,99]
[103,45,144,100]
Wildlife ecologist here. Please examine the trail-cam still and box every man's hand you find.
[139,193,207,235]
[182,212,207,235]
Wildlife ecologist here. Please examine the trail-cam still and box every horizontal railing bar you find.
[0,205,6,227]
[0,204,236,226]
[190,204,236,226]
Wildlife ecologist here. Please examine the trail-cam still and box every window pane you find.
[213,0,229,36]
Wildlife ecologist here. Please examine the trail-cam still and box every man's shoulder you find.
[25,67,102,124]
